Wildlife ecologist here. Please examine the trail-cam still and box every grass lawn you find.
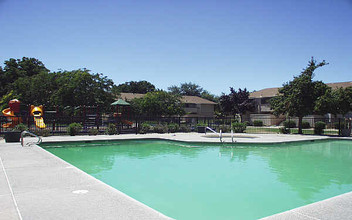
[245,126,339,135]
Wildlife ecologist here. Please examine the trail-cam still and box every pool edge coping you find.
[35,144,173,219]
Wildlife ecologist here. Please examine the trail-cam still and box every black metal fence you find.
[1,114,351,137]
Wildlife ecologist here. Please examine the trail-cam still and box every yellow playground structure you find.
[30,105,46,129]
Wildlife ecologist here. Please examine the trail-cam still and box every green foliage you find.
[51,70,114,111]
[283,120,296,128]
[218,125,231,133]
[315,87,352,117]
[168,82,218,102]
[232,122,246,133]
[179,124,191,132]
[130,91,185,116]
[168,82,204,96]
[0,57,115,112]
[244,121,251,126]
[253,120,263,127]
[140,122,152,134]
[88,128,99,136]
[270,57,328,134]
[114,80,155,94]
[314,121,326,135]
[168,123,179,133]
[302,121,310,129]
[12,123,28,132]
[0,57,49,97]
[0,90,14,111]
[196,122,207,127]
[34,128,51,137]
[279,127,290,134]
[154,124,168,133]
[106,123,118,135]
[334,121,347,129]
[67,123,82,136]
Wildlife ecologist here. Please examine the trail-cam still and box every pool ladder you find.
[205,127,235,143]
[21,131,42,147]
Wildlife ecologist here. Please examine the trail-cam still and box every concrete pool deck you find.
[0,133,351,219]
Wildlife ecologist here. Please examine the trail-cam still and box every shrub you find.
[168,123,179,133]
[139,122,152,134]
[88,128,99,136]
[154,124,168,133]
[106,123,118,135]
[279,127,290,134]
[232,122,246,133]
[196,122,207,127]
[334,121,346,129]
[283,120,296,128]
[302,121,310,129]
[253,120,263,127]
[67,123,82,136]
[244,121,251,126]
[13,123,28,132]
[218,125,231,133]
[35,128,51,137]
[314,121,326,135]
[179,124,191,132]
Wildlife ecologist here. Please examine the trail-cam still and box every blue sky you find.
[0,0,351,95]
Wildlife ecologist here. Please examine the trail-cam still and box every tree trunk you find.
[298,116,303,134]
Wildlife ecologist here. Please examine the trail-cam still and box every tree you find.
[219,88,254,120]
[114,80,155,94]
[315,87,352,117]
[9,68,115,112]
[332,87,352,116]
[51,69,115,111]
[0,57,49,97]
[168,82,218,102]
[168,82,204,96]
[270,57,328,134]
[130,91,185,116]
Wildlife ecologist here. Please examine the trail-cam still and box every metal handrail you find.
[21,131,42,147]
[205,126,223,142]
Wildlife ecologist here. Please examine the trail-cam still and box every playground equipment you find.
[111,99,133,125]
[2,99,22,128]
[30,105,46,129]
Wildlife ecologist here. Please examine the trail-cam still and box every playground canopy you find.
[111,99,130,106]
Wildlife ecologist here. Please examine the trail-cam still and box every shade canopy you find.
[111,99,130,106]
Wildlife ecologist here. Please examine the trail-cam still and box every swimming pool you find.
[42,139,352,219]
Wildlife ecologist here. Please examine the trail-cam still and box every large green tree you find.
[315,87,352,117]
[168,82,218,102]
[130,91,185,117]
[7,68,115,112]
[270,57,328,134]
[113,80,155,94]
[0,57,49,97]
[51,69,115,111]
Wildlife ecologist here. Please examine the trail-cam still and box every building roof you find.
[326,81,352,90]
[249,81,352,99]
[180,96,217,104]
[119,93,145,100]
[249,87,280,99]
[118,93,217,105]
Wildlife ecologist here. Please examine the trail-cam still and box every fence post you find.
[96,105,100,130]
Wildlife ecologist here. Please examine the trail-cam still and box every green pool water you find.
[43,139,352,219]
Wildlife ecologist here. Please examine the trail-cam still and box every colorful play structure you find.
[1,99,46,129]
[1,99,22,128]
[111,99,133,126]
[30,105,46,129]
